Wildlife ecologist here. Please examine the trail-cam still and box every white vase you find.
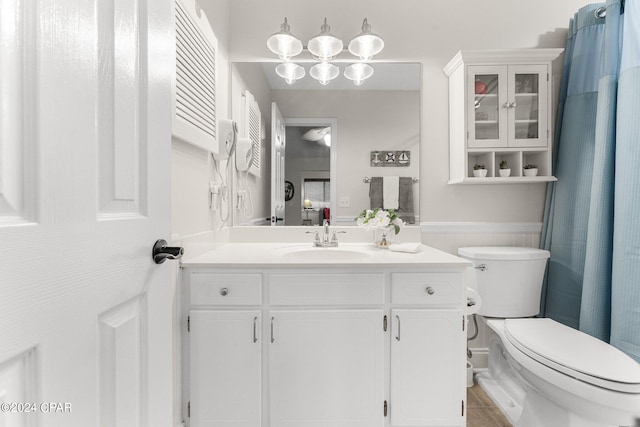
[472,169,487,178]
[523,168,538,177]
[499,168,511,177]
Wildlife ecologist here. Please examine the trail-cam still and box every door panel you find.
[0,0,173,426]
[189,310,261,427]
[269,310,384,427]
[270,102,286,226]
[391,309,464,426]
[508,64,549,147]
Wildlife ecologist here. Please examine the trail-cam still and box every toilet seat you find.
[504,318,640,394]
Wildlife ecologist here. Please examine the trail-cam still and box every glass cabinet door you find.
[508,65,548,147]
[467,66,507,148]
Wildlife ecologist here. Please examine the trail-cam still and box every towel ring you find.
[594,6,606,18]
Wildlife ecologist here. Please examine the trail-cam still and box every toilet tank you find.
[458,247,550,318]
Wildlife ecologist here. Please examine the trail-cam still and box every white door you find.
[391,309,465,426]
[189,310,261,427]
[0,1,174,426]
[269,310,384,427]
[270,102,286,226]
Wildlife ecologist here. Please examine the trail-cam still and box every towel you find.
[369,177,383,209]
[369,177,416,224]
[389,243,422,253]
[397,177,415,224]
[383,176,399,210]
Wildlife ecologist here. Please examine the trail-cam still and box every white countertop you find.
[181,242,471,269]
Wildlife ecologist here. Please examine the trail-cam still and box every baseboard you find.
[468,347,489,370]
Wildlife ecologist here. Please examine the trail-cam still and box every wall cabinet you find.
[183,268,466,427]
[444,49,563,184]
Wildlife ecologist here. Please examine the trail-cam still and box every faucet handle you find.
[331,230,347,242]
[306,230,320,243]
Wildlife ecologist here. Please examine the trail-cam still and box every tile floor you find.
[467,382,512,426]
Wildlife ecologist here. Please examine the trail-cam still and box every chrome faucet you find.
[306,220,345,247]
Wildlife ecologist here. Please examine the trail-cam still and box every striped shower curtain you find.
[541,0,640,362]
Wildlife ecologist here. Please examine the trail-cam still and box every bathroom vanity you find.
[181,243,470,427]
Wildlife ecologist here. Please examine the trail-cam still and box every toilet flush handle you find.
[474,264,487,271]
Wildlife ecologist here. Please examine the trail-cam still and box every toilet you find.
[459,246,640,427]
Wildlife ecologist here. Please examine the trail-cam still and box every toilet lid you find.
[505,318,640,393]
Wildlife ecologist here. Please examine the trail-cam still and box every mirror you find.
[231,62,421,226]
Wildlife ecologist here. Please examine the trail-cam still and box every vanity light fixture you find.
[275,62,306,85]
[267,17,384,86]
[344,63,374,86]
[266,18,303,61]
[310,62,340,85]
[307,18,344,62]
[348,19,384,61]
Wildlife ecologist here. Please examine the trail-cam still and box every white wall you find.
[171,0,232,246]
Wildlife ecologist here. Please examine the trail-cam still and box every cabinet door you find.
[391,309,464,426]
[269,310,384,427]
[508,65,549,147]
[467,65,508,148]
[189,310,261,427]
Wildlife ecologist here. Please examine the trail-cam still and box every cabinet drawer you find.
[190,273,262,306]
[391,273,462,306]
[270,273,384,306]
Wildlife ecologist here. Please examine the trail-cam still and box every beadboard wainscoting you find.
[421,222,543,371]
[420,222,542,255]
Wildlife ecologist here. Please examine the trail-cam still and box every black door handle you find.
[152,239,184,264]
[266,216,284,223]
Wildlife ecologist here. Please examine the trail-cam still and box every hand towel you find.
[389,242,422,253]
[397,177,415,224]
[383,176,399,210]
[369,177,383,210]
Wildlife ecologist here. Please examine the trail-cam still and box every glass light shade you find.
[344,63,374,86]
[348,18,384,60]
[307,18,344,61]
[275,62,305,85]
[310,63,339,85]
[267,18,303,61]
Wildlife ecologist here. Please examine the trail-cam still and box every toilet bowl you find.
[459,246,640,427]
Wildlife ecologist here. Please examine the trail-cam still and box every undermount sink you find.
[276,246,372,261]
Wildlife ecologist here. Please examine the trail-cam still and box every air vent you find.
[244,91,262,177]
[173,0,217,152]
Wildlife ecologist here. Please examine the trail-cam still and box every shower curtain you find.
[541,0,640,362]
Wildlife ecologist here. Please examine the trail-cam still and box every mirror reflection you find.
[231,62,421,226]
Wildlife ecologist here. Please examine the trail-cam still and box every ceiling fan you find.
[302,127,331,146]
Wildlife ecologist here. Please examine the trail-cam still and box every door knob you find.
[152,239,184,264]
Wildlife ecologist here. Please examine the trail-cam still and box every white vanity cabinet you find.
[444,49,563,184]
[182,263,466,427]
